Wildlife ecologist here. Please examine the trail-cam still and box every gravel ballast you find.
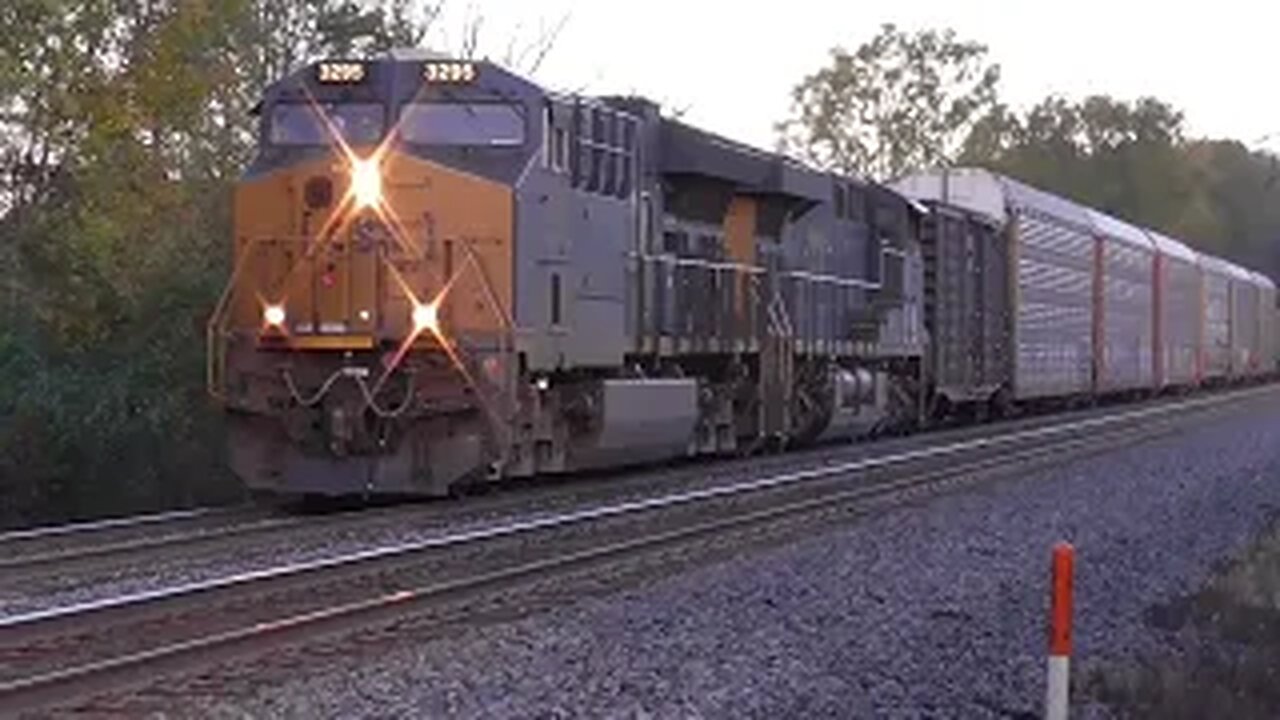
[159,395,1280,718]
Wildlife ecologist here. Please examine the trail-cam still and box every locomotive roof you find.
[657,118,833,203]
[258,55,541,111]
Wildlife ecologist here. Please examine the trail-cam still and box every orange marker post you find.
[1045,542,1074,720]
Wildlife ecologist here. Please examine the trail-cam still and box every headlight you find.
[263,304,286,327]
[350,157,382,210]
[412,301,439,334]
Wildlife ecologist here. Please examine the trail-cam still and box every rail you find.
[0,384,1272,714]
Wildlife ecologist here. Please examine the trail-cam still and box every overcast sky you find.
[424,0,1279,153]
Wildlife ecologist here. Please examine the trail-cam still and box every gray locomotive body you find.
[498,97,925,482]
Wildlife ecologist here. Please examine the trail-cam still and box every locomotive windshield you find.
[269,102,384,146]
[398,102,524,146]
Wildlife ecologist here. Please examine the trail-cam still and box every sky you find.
[422,0,1280,154]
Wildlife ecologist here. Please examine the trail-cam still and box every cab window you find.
[399,103,525,146]
[269,102,383,146]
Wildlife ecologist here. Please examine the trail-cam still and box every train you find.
[206,50,1278,499]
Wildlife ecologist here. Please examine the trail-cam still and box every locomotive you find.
[207,51,1277,499]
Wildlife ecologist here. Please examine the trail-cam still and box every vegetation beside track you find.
[1087,513,1280,718]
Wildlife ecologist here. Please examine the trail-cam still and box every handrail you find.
[206,238,272,401]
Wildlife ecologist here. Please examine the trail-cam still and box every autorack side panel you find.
[1146,231,1199,386]
[1198,252,1234,380]
[1086,209,1155,392]
[1000,178,1095,399]
[1256,271,1278,374]
[1227,262,1260,375]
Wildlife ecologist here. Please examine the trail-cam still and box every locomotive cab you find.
[210,53,543,497]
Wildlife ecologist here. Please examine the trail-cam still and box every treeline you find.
[2,13,1276,527]
[780,24,1280,277]
[0,1,434,526]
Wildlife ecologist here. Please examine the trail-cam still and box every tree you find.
[961,93,1280,277]
[776,23,1001,180]
[0,0,568,527]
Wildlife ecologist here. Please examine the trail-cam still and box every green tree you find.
[0,0,463,526]
[776,23,1001,179]
[962,93,1280,277]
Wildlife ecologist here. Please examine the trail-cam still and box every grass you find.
[1085,517,1280,718]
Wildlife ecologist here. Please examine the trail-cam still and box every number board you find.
[423,61,477,84]
[317,62,366,84]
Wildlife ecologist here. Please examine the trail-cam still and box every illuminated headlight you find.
[263,304,286,327]
[412,301,439,334]
[350,157,382,210]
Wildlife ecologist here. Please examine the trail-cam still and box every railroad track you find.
[0,384,1251,590]
[0,383,1273,716]
[0,506,282,578]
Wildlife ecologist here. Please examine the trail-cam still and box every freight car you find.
[207,53,1277,500]
[894,168,1277,411]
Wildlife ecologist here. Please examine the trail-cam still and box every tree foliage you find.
[0,0,485,526]
[962,94,1280,275]
[776,23,1001,179]
[778,25,1280,280]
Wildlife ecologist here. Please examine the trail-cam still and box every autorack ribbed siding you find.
[1199,254,1235,380]
[1229,266,1261,375]
[893,167,1277,402]
[1087,210,1156,392]
[1257,272,1278,374]
[1148,232,1201,387]
[1007,203,1095,399]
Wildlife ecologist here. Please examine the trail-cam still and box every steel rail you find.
[0,508,284,578]
[0,384,1271,714]
[0,508,217,543]
[0,516,299,578]
[2,384,1258,642]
